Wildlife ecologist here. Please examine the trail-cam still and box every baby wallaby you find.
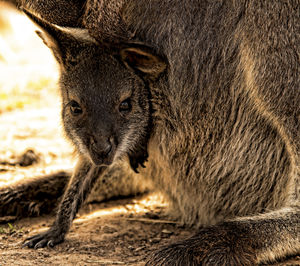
[20,9,159,248]
[22,2,299,265]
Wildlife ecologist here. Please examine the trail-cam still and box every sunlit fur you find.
[74,1,300,264]
[4,1,299,264]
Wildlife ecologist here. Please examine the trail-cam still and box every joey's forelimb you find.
[23,157,105,248]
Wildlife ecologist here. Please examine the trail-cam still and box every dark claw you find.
[128,149,148,173]
[22,228,64,249]
[34,239,48,249]
[133,167,139,174]
[22,241,32,249]
[48,240,54,248]
[23,234,44,248]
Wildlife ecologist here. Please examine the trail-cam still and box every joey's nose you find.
[89,136,112,156]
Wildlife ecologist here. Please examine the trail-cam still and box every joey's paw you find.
[146,224,256,266]
[128,148,148,173]
[23,227,64,249]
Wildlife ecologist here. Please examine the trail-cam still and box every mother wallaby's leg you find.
[240,1,300,203]
[147,206,300,265]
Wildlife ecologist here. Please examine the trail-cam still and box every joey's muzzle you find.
[88,136,115,166]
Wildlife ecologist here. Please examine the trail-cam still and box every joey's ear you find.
[22,8,96,69]
[120,46,167,80]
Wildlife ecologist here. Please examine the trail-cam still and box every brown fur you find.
[2,1,299,265]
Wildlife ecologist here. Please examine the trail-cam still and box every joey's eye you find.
[119,98,132,113]
[69,100,83,116]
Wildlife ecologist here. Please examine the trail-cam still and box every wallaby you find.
[15,1,300,265]
[0,0,152,218]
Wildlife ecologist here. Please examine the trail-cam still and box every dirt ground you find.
[0,4,299,266]
[1,192,195,265]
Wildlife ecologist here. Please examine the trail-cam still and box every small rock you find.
[161,229,173,235]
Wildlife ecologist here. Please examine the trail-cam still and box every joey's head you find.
[61,51,153,171]
[24,9,166,172]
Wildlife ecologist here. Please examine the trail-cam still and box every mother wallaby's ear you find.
[22,8,96,70]
[120,46,167,80]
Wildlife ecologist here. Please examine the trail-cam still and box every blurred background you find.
[0,2,74,187]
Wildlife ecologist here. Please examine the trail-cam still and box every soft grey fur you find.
[11,1,300,265]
